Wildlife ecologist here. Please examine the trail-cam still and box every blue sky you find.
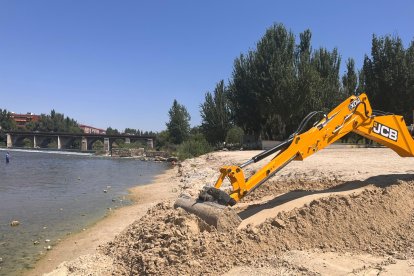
[1,0,413,132]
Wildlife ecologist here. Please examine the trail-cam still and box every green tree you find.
[0,109,16,131]
[22,138,33,148]
[177,133,212,160]
[225,126,244,146]
[407,41,414,122]
[106,127,120,135]
[155,130,175,151]
[32,110,82,133]
[92,140,104,150]
[356,69,366,94]
[363,34,413,122]
[200,80,232,145]
[342,58,357,96]
[293,29,319,133]
[228,50,262,138]
[124,128,139,135]
[227,24,342,140]
[255,23,297,139]
[309,47,341,111]
[229,23,297,140]
[166,99,191,144]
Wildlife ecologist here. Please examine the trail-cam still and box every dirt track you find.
[42,147,414,275]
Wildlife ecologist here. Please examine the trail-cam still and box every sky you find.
[0,0,413,132]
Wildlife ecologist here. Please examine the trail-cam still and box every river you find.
[0,149,168,275]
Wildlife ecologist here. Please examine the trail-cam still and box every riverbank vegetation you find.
[201,24,414,142]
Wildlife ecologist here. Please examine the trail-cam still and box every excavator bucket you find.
[174,187,241,231]
[173,135,297,230]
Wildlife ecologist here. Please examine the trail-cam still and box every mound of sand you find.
[101,180,414,275]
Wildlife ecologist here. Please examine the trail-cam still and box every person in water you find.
[6,152,10,163]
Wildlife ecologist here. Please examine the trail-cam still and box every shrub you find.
[155,130,177,152]
[23,138,33,148]
[92,140,104,150]
[177,133,212,160]
[47,140,57,148]
[225,126,244,146]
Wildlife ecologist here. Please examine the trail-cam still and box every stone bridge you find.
[6,131,155,152]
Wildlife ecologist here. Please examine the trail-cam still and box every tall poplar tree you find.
[363,34,413,122]
[342,58,357,96]
[0,109,16,131]
[200,80,232,145]
[227,24,342,140]
[166,100,191,144]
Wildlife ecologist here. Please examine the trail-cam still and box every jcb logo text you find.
[348,97,361,110]
[372,122,398,141]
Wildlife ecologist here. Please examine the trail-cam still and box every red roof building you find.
[79,124,106,134]
[10,113,40,128]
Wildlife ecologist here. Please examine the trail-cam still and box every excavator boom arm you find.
[215,93,414,203]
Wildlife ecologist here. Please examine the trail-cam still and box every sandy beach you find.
[26,147,414,275]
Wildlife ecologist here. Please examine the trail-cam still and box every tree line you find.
[0,109,82,146]
[105,127,156,137]
[162,23,414,158]
[198,24,414,145]
[0,109,82,133]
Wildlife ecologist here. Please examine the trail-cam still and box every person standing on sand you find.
[6,151,10,163]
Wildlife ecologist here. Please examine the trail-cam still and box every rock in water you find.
[10,220,20,227]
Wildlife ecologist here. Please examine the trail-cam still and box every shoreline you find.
[25,166,178,276]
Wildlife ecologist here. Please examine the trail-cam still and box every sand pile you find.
[102,202,241,275]
[259,181,414,256]
[101,180,414,275]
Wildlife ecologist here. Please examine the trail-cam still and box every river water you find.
[0,149,168,275]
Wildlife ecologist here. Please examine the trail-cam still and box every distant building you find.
[10,112,40,128]
[79,124,106,134]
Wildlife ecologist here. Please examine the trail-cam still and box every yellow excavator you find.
[174,93,414,228]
